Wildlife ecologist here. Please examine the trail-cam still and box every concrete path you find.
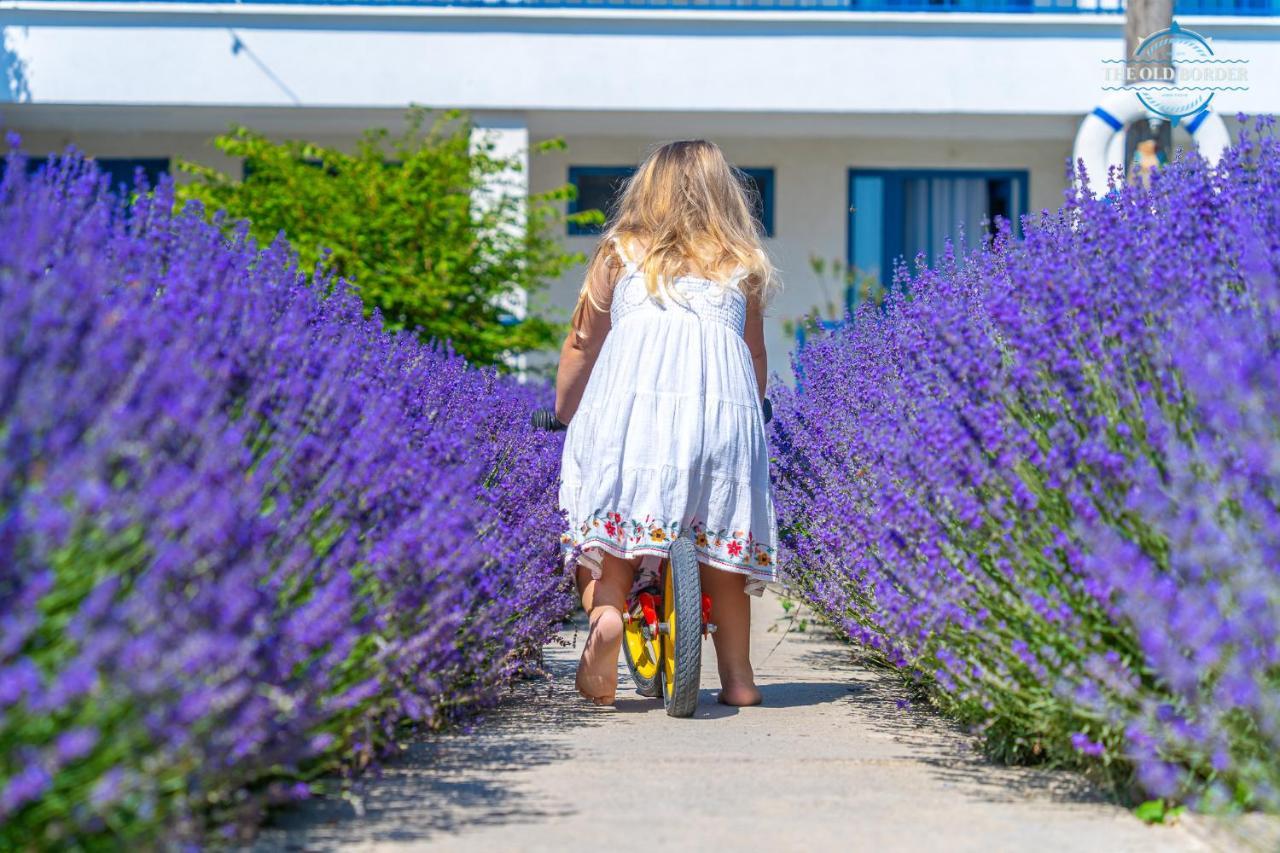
[256,592,1219,853]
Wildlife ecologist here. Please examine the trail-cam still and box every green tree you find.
[176,107,591,369]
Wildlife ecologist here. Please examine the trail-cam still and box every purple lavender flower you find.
[773,119,1280,811]
[0,139,574,845]
[1,764,50,817]
[1070,732,1106,758]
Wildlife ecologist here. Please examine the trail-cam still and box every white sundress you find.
[558,237,779,596]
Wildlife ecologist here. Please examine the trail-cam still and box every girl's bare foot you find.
[700,566,762,706]
[717,680,763,706]
[576,607,624,705]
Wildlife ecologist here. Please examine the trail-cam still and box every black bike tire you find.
[622,621,661,698]
[662,535,703,718]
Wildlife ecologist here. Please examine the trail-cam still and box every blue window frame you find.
[568,164,776,237]
[847,167,1028,302]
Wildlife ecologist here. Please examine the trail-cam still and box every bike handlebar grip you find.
[531,408,568,432]
[762,397,773,425]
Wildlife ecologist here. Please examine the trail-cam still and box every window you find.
[96,157,170,192]
[848,168,1028,298]
[567,164,776,237]
[567,166,634,236]
[0,157,40,181]
[739,167,775,238]
[1,156,170,192]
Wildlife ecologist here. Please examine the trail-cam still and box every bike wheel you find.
[622,596,661,698]
[660,535,702,718]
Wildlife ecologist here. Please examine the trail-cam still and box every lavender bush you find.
[772,120,1280,813]
[0,143,573,846]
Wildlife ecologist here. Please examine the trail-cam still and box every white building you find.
[2,0,1276,381]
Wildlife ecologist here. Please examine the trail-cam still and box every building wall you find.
[534,131,1074,384]
[5,0,1274,387]
[10,114,1075,385]
[8,124,378,188]
[2,5,1274,117]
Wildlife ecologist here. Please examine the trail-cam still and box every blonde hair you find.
[572,140,779,322]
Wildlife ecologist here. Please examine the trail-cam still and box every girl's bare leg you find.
[701,566,762,706]
[574,552,636,705]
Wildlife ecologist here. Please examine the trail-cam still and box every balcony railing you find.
[36,0,1280,14]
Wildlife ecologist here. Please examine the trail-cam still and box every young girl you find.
[554,139,780,708]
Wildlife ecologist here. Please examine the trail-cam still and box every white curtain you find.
[933,177,988,259]
[902,176,990,265]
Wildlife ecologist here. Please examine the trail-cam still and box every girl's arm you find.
[744,286,768,405]
[554,251,616,424]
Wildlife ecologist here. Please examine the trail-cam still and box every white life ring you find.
[1071,89,1231,197]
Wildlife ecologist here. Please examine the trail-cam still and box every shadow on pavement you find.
[788,624,1118,808]
[756,680,861,709]
[614,692,742,719]
[253,650,605,851]
[612,681,854,718]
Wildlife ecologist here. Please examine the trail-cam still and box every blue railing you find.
[42,0,1280,13]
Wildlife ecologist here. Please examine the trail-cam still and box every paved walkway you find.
[256,592,1223,852]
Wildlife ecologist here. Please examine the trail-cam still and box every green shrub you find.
[176,107,590,369]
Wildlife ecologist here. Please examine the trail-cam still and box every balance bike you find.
[621,535,713,718]
[533,405,780,718]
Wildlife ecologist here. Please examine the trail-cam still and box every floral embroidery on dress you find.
[565,508,774,574]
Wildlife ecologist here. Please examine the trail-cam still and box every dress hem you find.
[564,536,774,597]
